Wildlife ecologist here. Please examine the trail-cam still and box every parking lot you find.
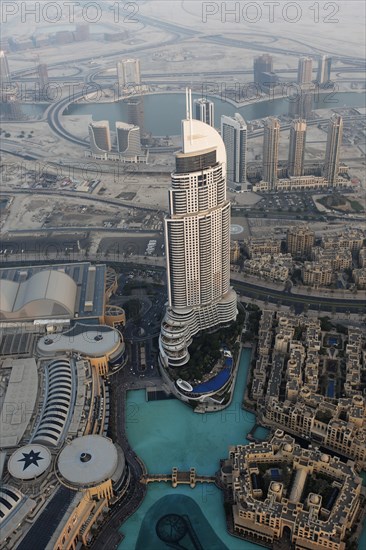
[256,192,318,214]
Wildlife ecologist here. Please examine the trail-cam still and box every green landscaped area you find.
[316,193,365,213]
[168,307,245,384]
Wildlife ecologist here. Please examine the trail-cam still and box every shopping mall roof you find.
[8,445,52,480]
[57,435,119,487]
[37,323,122,357]
[0,358,38,448]
[0,263,106,321]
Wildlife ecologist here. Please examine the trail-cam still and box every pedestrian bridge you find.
[141,467,216,488]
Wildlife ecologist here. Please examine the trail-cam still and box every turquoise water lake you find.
[120,347,366,549]
[120,348,264,549]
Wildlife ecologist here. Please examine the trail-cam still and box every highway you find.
[233,279,365,315]
[1,252,364,315]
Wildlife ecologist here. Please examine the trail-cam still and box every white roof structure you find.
[37,324,122,357]
[0,358,38,448]
[57,435,119,487]
[8,445,51,480]
[31,358,73,446]
[181,89,226,166]
[0,485,36,539]
[0,270,77,320]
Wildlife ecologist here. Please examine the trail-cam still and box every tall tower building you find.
[317,55,332,84]
[288,90,313,119]
[88,121,111,157]
[194,98,214,127]
[74,23,90,41]
[288,119,306,177]
[221,113,247,190]
[117,58,141,93]
[37,64,49,99]
[253,54,273,86]
[159,90,237,369]
[0,50,11,84]
[297,57,313,85]
[116,122,141,159]
[127,98,144,135]
[262,117,280,188]
[324,114,343,185]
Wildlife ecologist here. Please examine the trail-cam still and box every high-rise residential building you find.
[288,119,306,177]
[324,114,343,185]
[117,58,141,93]
[297,57,313,85]
[37,64,49,89]
[115,122,141,158]
[0,50,11,84]
[74,23,90,41]
[262,117,280,188]
[286,225,315,257]
[253,54,273,87]
[194,98,214,127]
[221,113,247,190]
[317,55,332,84]
[88,121,111,157]
[288,90,313,119]
[159,90,237,370]
[127,97,144,135]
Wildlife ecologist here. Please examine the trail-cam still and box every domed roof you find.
[57,435,119,487]
[310,494,320,504]
[272,482,281,492]
[8,445,51,480]
[321,453,330,462]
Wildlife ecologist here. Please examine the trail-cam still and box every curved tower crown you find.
[159,90,237,369]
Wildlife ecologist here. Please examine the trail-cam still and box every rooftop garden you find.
[171,306,245,383]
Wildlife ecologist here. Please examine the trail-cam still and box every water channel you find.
[65,90,365,136]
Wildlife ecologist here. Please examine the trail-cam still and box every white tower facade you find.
[288,119,306,177]
[194,98,214,127]
[117,58,141,92]
[262,117,280,189]
[0,50,10,84]
[297,57,313,85]
[159,90,237,369]
[324,114,343,186]
[317,55,332,84]
[88,121,111,157]
[116,122,141,159]
[221,113,247,190]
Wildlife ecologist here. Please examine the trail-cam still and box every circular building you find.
[57,435,120,489]
[8,444,51,480]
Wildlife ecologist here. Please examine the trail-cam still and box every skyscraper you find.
[288,119,306,177]
[37,64,49,99]
[221,113,247,190]
[297,57,313,85]
[324,114,343,185]
[127,98,144,135]
[317,55,332,84]
[194,98,214,127]
[253,54,273,87]
[0,50,10,84]
[262,117,280,188]
[117,58,141,93]
[159,90,237,369]
[74,23,90,41]
[288,90,313,119]
[116,122,141,159]
[88,121,111,157]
